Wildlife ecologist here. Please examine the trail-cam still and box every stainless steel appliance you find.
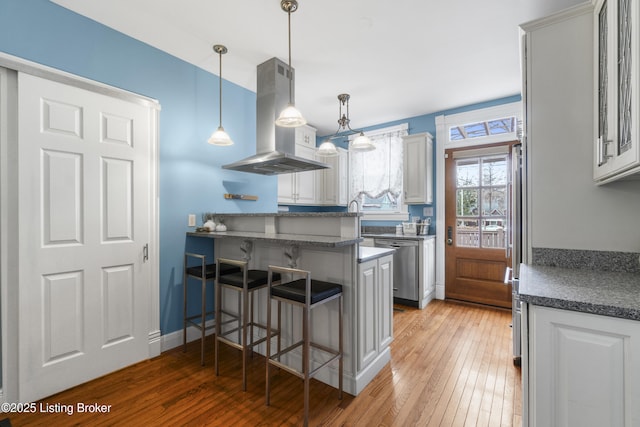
[374,238,419,304]
[222,57,329,175]
[508,143,523,365]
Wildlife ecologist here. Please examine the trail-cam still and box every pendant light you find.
[208,44,234,146]
[320,93,374,155]
[275,0,307,128]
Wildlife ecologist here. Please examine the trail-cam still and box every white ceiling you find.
[51,0,585,135]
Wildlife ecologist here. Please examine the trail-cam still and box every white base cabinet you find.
[524,304,640,427]
[419,237,436,309]
[357,254,393,371]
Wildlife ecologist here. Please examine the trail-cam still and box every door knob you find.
[447,226,453,246]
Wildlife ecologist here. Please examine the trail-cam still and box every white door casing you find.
[16,71,158,402]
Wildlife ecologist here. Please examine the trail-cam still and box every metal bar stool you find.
[265,265,343,427]
[183,252,240,366]
[214,258,281,391]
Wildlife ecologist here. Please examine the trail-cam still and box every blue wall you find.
[0,0,520,338]
[0,0,277,336]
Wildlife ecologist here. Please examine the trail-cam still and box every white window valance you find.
[349,124,408,211]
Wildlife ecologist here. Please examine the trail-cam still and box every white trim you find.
[0,66,18,402]
[443,103,520,146]
[0,52,160,110]
[435,101,521,301]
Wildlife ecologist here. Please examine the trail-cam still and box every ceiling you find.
[51,0,585,136]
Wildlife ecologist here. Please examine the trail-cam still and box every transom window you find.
[450,117,516,141]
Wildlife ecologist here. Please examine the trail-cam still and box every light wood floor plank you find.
[6,300,521,426]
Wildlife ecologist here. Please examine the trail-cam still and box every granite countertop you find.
[187,230,361,248]
[358,247,396,263]
[362,233,436,241]
[519,264,640,321]
[203,212,360,218]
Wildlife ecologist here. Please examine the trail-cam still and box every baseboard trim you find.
[160,320,215,353]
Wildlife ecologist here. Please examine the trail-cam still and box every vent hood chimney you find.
[222,57,329,175]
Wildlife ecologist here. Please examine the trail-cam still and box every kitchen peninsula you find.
[187,212,394,396]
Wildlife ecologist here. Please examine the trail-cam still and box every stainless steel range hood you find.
[222,57,329,175]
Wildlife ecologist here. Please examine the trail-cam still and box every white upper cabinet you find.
[594,0,640,183]
[403,132,433,204]
[277,125,317,205]
[316,147,348,206]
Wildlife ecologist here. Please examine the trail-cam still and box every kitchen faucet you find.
[348,198,361,239]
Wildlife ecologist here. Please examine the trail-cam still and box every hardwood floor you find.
[6,300,521,426]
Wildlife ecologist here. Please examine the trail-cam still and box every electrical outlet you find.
[423,207,433,216]
[188,214,196,227]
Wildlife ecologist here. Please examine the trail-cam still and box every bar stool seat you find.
[265,266,343,427]
[215,258,281,391]
[183,252,240,366]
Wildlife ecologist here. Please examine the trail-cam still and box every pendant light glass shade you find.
[208,126,234,146]
[351,132,375,152]
[276,104,307,127]
[208,44,234,146]
[276,0,306,128]
[317,140,339,156]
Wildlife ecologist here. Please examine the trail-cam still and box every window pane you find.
[481,218,506,248]
[481,156,507,185]
[450,127,463,141]
[487,118,515,135]
[457,219,479,247]
[456,158,479,187]
[481,187,506,216]
[463,122,488,138]
[456,189,478,216]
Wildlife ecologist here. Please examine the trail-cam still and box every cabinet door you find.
[529,305,640,426]
[295,144,317,204]
[422,238,435,301]
[295,124,316,148]
[594,0,640,182]
[337,148,349,205]
[277,173,295,204]
[358,260,378,369]
[378,255,393,350]
[403,133,433,204]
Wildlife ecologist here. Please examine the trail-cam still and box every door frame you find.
[435,102,522,301]
[0,52,160,403]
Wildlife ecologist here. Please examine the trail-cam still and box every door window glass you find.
[455,155,508,249]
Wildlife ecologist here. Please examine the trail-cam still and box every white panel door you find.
[17,72,152,402]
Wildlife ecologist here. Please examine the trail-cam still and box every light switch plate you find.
[188,214,196,227]
[423,207,433,216]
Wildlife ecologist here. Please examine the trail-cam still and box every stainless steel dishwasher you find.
[374,238,419,304]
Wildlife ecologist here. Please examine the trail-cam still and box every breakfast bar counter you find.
[187,212,392,396]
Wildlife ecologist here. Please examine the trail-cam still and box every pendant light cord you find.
[218,49,223,128]
[287,7,293,105]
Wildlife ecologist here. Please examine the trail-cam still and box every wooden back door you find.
[444,142,516,308]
